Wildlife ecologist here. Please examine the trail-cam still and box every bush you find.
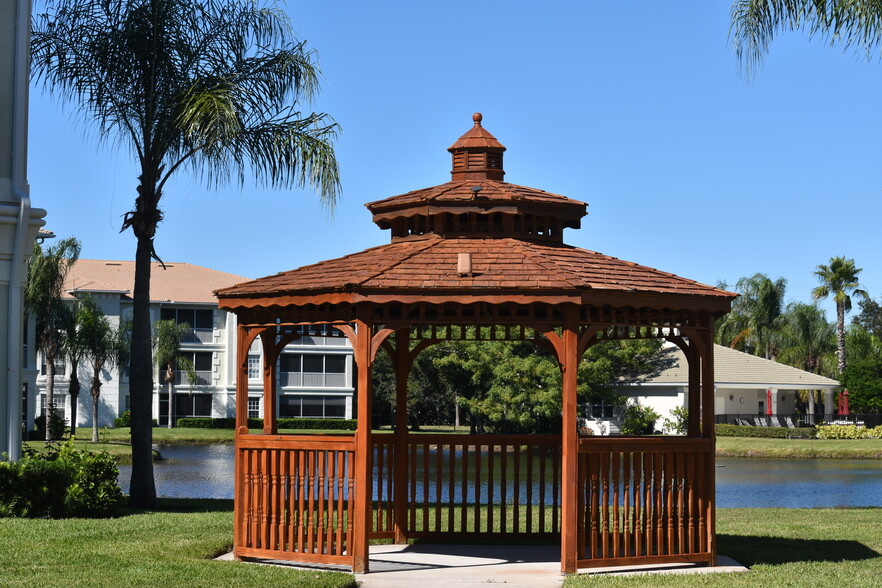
[816,424,882,439]
[715,424,817,438]
[663,406,688,434]
[175,417,358,431]
[0,441,122,518]
[33,403,67,440]
[620,404,660,435]
[113,410,158,428]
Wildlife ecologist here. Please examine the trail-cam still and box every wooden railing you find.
[577,437,714,568]
[371,434,562,542]
[234,434,355,565]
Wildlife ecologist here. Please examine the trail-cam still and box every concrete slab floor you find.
[219,545,748,587]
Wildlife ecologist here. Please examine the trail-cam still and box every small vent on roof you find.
[105,262,121,266]
[457,252,473,277]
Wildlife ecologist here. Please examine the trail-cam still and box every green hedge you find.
[715,423,817,439]
[176,417,358,431]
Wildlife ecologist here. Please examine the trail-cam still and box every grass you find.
[564,508,882,587]
[2,503,879,588]
[0,499,356,588]
[716,436,882,459]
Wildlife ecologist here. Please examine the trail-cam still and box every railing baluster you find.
[448,444,455,533]
[474,440,481,533]
[539,447,547,533]
[622,451,631,557]
[435,442,443,533]
[316,450,326,556]
[643,452,652,557]
[526,444,533,534]
[500,443,508,533]
[513,445,520,534]
[376,440,384,534]
[487,444,495,533]
[306,450,315,554]
[460,444,468,533]
[423,442,430,534]
[612,451,620,558]
[410,443,417,533]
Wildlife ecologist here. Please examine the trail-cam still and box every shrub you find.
[33,403,67,440]
[663,406,688,434]
[620,404,660,435]
[816,424,882,439]
[175,417,358,431]
[113,409,132,428]
[0,441,122,518]
[715,424,817,438]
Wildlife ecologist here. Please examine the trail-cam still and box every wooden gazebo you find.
[215,114,736,574]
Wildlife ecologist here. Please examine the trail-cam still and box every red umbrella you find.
[766,389,773,416]
[842,389,850,416]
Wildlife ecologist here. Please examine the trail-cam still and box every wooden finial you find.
[473,112,483,126]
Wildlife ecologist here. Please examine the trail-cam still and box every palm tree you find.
[775,302,836,376]
[77,296,132,442]
[24,238,81,441]
[32,0,340,507]
[715,273,787,359]
[731,1,882,75]
[58,301,86,437]
[812,256,869,374]
[152,320,196,429]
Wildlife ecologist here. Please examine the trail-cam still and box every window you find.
[247,355,260,380]
[163,351,212,385]
[278,353,348,388]
[40,357,66,377]
[160,307,213,343]
[589,401,615,419]
[248,398,260,419]
[279,394,347,419]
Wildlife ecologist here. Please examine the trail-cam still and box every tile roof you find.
[642,344,840,389]
[64,259,248,304]
[216,237,733,301]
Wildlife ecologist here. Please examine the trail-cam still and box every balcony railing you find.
[180,328,214,344]
[279,372,348,388]
[165,370,213,386]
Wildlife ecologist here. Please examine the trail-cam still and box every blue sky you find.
[27,1,882,321]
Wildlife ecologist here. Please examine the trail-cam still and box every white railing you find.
[297,335,350,347]
[279,372,348,388]
[181,328,213,344]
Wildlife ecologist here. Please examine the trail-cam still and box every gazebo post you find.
[700,331,717,566]
[259,331,278,435]
[233,323,254,560]
[352,317,373,573]
[560,307,579,574]
[687,342,701,437]
[393,329,410,544]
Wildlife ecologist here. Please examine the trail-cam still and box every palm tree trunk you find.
[167,367,174,429]
[91,374,101,443]
[837,302,846,375]
[128,232,157,508]
[45,355,55,442]
[68,374,80,437]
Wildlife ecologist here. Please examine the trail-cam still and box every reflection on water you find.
[117,445,882,507]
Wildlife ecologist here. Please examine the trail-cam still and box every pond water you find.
[116,444,882,508]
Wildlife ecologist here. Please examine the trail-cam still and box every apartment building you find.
[27,259,354,431]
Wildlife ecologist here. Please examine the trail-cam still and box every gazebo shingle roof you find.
[216,113,736,311]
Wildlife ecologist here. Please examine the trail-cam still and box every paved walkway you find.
[220,545,748,588]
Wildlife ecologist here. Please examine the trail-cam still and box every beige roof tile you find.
[65,260,248,304]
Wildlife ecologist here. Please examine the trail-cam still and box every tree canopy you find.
[32,0,340,507]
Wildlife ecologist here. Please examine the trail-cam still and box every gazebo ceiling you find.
[216,114,736,314]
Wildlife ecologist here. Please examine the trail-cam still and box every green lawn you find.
[565,508,882,587]
[1,503,879,588]
[0,499,356,588]
[715,436,882,459]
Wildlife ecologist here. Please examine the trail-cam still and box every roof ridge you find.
[355,239,442,286]
[516,241,582,288]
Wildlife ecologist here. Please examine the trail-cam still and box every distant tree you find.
[32,0,340,507]
[775,302,836,376]
[731,1,882,76]
[812,257,869,374]
[152,320,195,429]
[841,327,882,412]
[716,273,787,359]
[24,237,81,441]
[852,297,882,338]
[77,296,132,442]
[58,301,85,437]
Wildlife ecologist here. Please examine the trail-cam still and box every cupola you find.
[366,113,588,243]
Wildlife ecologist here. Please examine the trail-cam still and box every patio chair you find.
[784,417,796,429]
[754,417,768,427]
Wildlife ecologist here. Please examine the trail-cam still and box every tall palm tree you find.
[813,256,869,374]
[58,300,86,437]
[731,1,882,75]
[24,237,81,442]
[77,296,132,442]
[716,273,787,359]
[32,0,340,507]
[775,302,836,376]
[152,319,196,429]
